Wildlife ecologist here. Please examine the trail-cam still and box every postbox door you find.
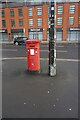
[28,47,39,70]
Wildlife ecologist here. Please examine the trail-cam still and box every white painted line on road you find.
[40,45,48,48]
[1,49,67,53]
[40,58,79,62]
[57,58,79,62]
[0,49,17,51]
[57,50,67,53]
[40,50,67,53]
[40,50,49,52]
[41,45,64,48]
[0,57,80,62]
[1,57,26,60]
[57,46,64,48]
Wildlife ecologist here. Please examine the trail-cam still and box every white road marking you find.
[0,49,17,51]
[57,50,67,53]
[57,46,64,48]
[40,50,67,53]
[41,45,64,47]
[40,58,79,62]
[40,50,68,52]
[2,45,67,52]
[40,45,48,47]
[1,57,26,60]
[56,58,78,62]
[40,50,49,52]
[0,57,79,62]
[0,49,67,53]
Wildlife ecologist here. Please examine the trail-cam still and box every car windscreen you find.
[22,37,27,40]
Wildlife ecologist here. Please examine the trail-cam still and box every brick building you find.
[0,2,80,42]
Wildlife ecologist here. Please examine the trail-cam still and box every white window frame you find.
[37,8,42,16]
[37,18,42,26]
[69,17,74,25]
[58,6,63,14]
[57,17,62,25]
[69,5,75,14]
[29,19,33,26]
[28,8,33,16]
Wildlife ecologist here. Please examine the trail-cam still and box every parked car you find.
[13,36,28,45]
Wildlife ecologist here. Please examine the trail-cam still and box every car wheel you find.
[15,42,18,45]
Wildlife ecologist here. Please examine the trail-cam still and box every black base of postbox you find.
[27,70,40,74]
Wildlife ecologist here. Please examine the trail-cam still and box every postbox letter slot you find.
[30,46,35,47]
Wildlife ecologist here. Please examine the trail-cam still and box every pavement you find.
[2,59,78,118]
[2,43,79,118]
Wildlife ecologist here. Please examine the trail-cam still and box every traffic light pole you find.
[49,1,56,76]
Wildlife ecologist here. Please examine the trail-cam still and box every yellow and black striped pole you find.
[49,1,56,76]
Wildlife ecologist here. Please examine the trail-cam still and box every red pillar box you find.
[26,40,41,72]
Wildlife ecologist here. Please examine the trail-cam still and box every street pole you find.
[49,0,56,76]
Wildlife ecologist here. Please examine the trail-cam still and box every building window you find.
[28,8,33,16]
[29,32,43,40]
[69,17,74,25]
[38,32,43,40]
[37,18,42,26]
[19,19,23,26]
[58,6,63,14]
[10,9,14,17]
[29,19,33,26]
[79,17,80,25]
[18,8,23,16]
[11,20,15,27]
[2,20,6,27]
[37,8,42,16]
[57,17,62,25]
[2,10,5,18]
[69,5,75,14]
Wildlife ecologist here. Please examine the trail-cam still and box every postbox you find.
[26,40,41,72]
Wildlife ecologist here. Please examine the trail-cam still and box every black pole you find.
[49,1,56,76]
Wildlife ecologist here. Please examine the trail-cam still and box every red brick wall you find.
[0,2,79,41]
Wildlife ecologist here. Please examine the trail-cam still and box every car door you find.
[17,37,23,44]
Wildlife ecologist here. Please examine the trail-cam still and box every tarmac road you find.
[2,43,78,59]
[2,43,79,118]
